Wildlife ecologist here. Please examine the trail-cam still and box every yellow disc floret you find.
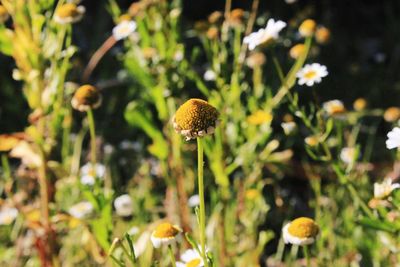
[247,110,272,125]
[173,98,219,140]
[287,217,319,238]
[186,259,202,267]
[55,3,80,19]
[384,107,400,122]
[289,44,305,59]
[299,19,316,37]
[71,84,102,112]
[153,222,180,238]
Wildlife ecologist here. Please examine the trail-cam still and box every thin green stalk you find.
[87,108,97,166]
[120,241,136,266]
[303,246,310,267]
[168,245,176,267]
[197,137,208,267]
[1,154,11,182]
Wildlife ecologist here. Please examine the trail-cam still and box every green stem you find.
[197,137,208,267]
[303,246,310,267]
[1,154,11,182]
[87,108,97,166]
[168,245,176,267]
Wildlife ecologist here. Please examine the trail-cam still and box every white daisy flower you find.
[243,18,287,51]
[340,147,357,164]
[322,100,346,116]
[374,178,400,199]
[296,63,328,86]
[68,201,93,219]
[176,249,204,267]
[203,69,216,81]
[282,217,319,246]
[80,163,106,185]
[54,3,85,24]
[281,121,297,135]
[386,127,400,150]
[112,20,137,41]
[188,194,200,207]
[150,222,182,248]
[127,226,140,236]
[114,194,133,217]
[0,207,18,225]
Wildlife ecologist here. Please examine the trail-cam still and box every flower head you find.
[315,26,331,44]
[243,18,286,51]
[188,194,200,208]
[353,98,367,111]
[386,127,400,150]
[296,63,328,86]
[299,19,316,37]
[304,135,320,147]
[383,107,400,122]
[340,147,357,164]
[289,44,305,59]
[112,20,137,41]
[0,207,18,225]
[80,163,106,186]
[54,3,85,24]
[114,194,133,217]
[68,201,93,219]
[374,178,400,199]
[0,5,9,23]
[322,100,346,116]
[283,217,319,246]
[247,110,273,125]
[173,99,219,140]
[281,121,297,135]
[150,222,182,248]
[71,84,102,112]
[176,249,204,267]
[246,52,266,69]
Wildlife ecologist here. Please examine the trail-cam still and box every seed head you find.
[71,85,102,112]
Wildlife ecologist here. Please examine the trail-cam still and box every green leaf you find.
[357,217,398,233]
[0,27,13,56]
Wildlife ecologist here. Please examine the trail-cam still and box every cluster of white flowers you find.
[80,163,106,186]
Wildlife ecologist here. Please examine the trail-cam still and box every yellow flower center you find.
[73,85,101,107]
[384,107,400,122]
[247,110,272,125]
[174,99,219,132]
[245,189,259,200]
[288,217,319,238]
[56,3,80,19]
[305,136,319,147]
[289,44,305,59]
[186,259,201,267]
[118,14,132,22]
[316,27,330,44]
[153,223,180,238]
[299,19,316,36]
[0,135,20,152]
[328,103,345,114]
[304,70,317,80]
[353,98,367,111]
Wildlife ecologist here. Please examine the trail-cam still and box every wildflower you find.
[246,52,266,69]
[10,141,42,168]
[173,99,220,140]
[340,147,357,164]
[0,5,9,23]
[208,11,223,24]
[80,162,106,186]
[54,3,85,24]
[176,249,204,267]
[353,98,367,111]
[247,110,273,125]
[228,8,245,26]
[112,20,137,41]
[296,63,328,86]
[243,18,286,51]
[188,194,200,207]
[71,84,102,112]
[289,44,305,59]
[304,135,320,147]
[322,100,346,116]
[374,178,400,199]
[206,27,219,40]
[0,207,18,225]
[315,26,331,44]
[281,121,297,135]
[383,107,400,122]
[128,2,142,17]
[68,201,93,219]
[114,194,133,217]
[150,222,182,248]
[245,189,260,201]
[0,134,21,152]
[282,217,319,246]
[299,19,316,37]
[204,69,216,81]
[386,127,400,149]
